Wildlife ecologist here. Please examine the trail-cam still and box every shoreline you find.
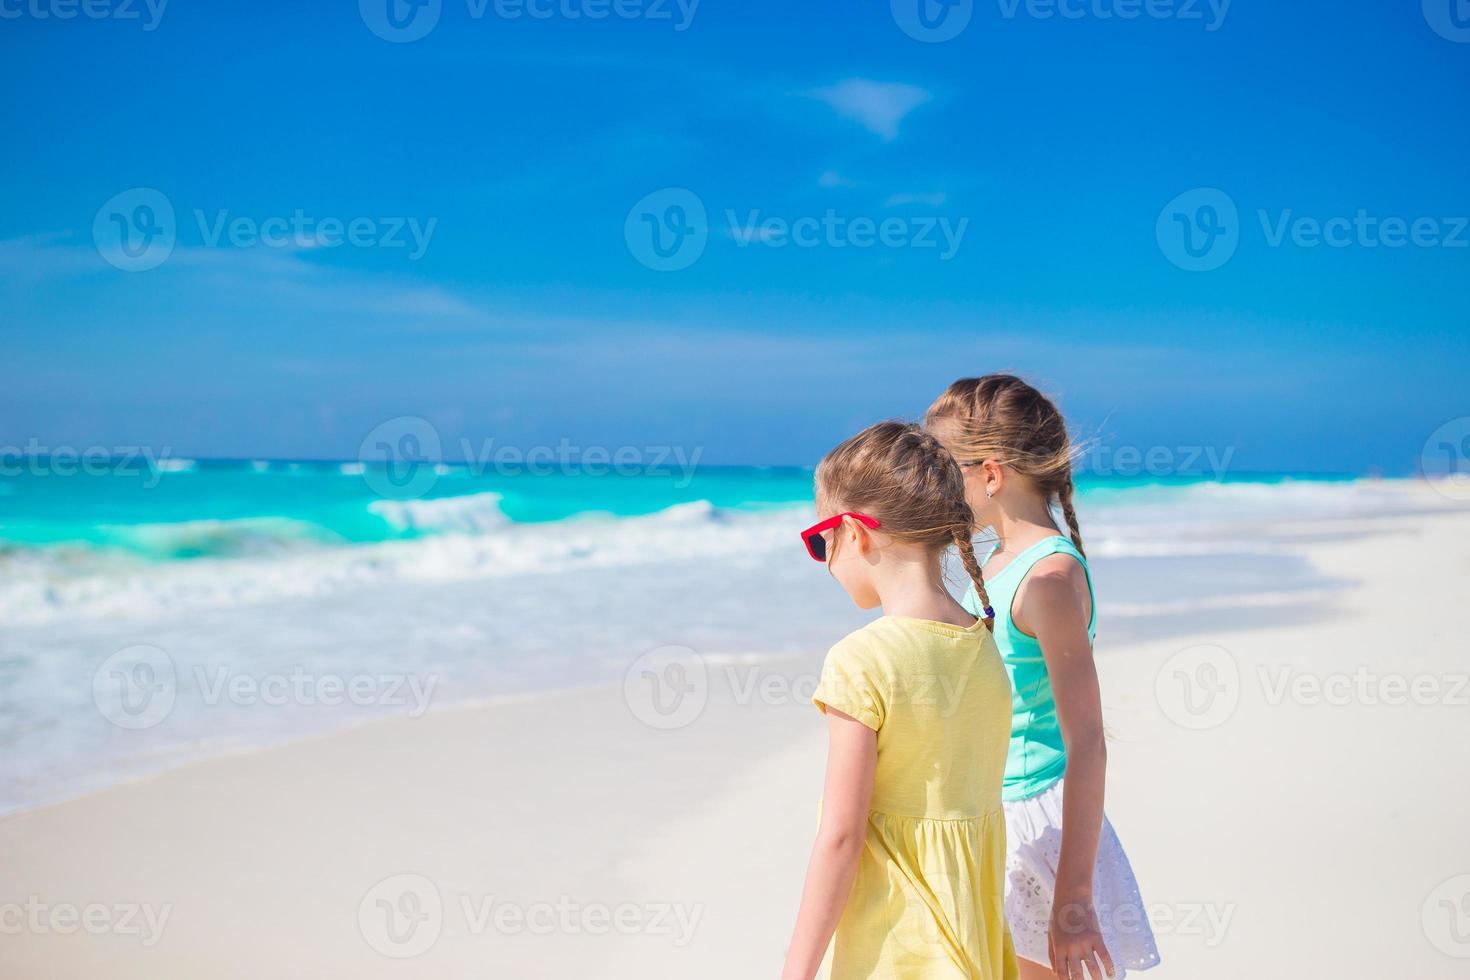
[2,487,1446,822]
[3,482,1460,820]
[2,504,1468,978]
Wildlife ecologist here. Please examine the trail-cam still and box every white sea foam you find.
[1082,476,1443,526]
[367,491,511,534]
[1,479,1452,631]
[3,478,1459,816]
[0,498,802,627]
[152,457,197,473]
[97,516,340,558]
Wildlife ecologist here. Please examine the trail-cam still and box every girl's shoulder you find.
[815,621,903,730]
[1025,548,1089,583]
[826,615,975,666]
[1012,547,1094,635]
[823,619,890,670]
[999,534,1088,588]
[826,616,906,664]
[1015,553,1089,601]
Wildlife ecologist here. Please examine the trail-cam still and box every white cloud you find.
[0,234,107,282]
[806,79,932,141]
[818,170,860,189]
[350,286,481,318]
[885,191,948,207]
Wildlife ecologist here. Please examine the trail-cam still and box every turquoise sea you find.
[0,459,818,558]
[0,459,1445,814]
[0,457,1365,559]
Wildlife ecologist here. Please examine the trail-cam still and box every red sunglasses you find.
[800,512,880,562]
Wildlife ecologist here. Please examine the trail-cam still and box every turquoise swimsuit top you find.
[962,534,1094,802]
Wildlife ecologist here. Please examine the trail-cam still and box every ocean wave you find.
[638,499,731,523]
[95,516,343,559]
[1079,476,1453,527]
[0,498,808,627]
[368,491,510,534]
[0,478,1451,630]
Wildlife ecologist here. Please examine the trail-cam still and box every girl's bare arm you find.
[780,709,877,980]
[1019,555,1115,979]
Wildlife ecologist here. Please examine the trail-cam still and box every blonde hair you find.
[925,374,1085,557]
[815,420,995,630]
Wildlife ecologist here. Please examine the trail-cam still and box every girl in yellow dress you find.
[781,421,1019,980]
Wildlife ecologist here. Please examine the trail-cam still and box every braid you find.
[952,528,995,631]
[1057,476,1086,559]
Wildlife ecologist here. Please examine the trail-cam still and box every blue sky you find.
[2,0,1467,472]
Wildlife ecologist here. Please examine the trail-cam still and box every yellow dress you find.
[813,615,1019,980]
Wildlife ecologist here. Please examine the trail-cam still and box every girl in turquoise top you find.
[927,376,1160,980]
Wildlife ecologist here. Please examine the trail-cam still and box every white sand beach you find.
[3,497,1469,979]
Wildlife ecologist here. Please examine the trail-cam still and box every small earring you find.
[985,489,993,499]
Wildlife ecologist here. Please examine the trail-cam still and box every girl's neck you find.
[872,552,974,627]
[992,492,1060,554]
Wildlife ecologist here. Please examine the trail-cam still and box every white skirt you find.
[1003,779,1161,975]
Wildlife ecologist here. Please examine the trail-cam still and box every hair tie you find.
[983,606,995,619]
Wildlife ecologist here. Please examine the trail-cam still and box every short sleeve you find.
[812,637,886,731]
